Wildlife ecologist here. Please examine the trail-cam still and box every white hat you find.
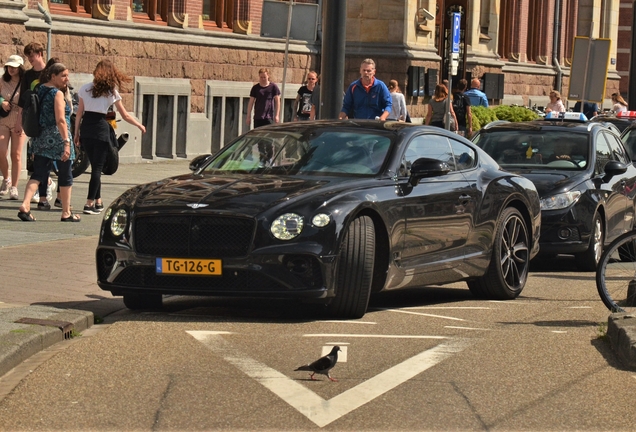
[4,55,24,68]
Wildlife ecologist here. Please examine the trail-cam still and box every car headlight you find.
[540,191,582,210]
[312,213,331,227]
[104,207,112,221]
[110,209,128,236]
[271,213,304,240]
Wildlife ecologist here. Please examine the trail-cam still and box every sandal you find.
[61,213,81,222]
[17,210,36,222]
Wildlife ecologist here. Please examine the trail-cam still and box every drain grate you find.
[14,318,75,339]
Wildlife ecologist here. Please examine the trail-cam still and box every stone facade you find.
[0,0,626,171]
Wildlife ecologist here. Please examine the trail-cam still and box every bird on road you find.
[295,346,341,382]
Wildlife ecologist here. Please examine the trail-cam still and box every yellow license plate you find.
[156,258,222,275]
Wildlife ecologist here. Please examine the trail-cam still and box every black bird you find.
[295,346,341,381]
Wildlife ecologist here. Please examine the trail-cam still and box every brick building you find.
[0,0,628,166]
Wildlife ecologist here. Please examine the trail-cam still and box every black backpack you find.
[452,92,467,122]
[22,90,44,137]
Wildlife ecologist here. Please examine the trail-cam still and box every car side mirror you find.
[602,160,627,183]
[189,154,213,172]
[409,157,451,186]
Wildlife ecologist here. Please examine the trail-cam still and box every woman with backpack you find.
[452,79,472,137]
[74,59,145,215]
[17,63,78,222]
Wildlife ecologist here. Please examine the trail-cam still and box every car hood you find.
[129,173,359,217]
[504,169,587,197]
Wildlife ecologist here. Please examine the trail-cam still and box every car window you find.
[448,139,476,170]
[403,134,456,171]
[595,133,612,175]
[621,128,636,161]
[475,130,588,169]
[204,130,393,176]
[603,131,630,164]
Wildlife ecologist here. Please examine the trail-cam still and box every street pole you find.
[280,0,294,123]
[319,0,346,119]
[630,1,636,110]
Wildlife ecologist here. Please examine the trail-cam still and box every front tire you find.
[468,207,529,299]
[576,212,603,272]
[327,216,375,319]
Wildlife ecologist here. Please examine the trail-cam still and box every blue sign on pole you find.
[452,12,461,54]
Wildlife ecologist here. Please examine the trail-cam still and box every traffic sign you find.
[568,37,611,103]
[451,12,461,54]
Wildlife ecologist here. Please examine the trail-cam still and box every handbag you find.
[444,113,457,131]
[0,80,20,118]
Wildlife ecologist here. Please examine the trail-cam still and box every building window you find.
[48,0,91,16]
[132,0,168,22]
[135,77,190,160]
[203,0,235,29]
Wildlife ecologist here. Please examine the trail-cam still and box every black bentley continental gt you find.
[97,120,541,318]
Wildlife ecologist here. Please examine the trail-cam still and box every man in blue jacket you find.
[339,59,392,120]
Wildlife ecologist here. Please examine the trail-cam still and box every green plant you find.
[471,106,498,132]
[597,321,608,340]
[69,329,82,339]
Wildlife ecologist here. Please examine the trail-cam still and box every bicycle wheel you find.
[596,231,636,313]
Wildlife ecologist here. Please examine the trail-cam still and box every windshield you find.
[475,130,589,170]
[202,129,393,176]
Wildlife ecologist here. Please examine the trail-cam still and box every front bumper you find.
[537,206,591,255]
[96,246,337,301]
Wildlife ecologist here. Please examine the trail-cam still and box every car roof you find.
[253,119,418,133]
[479,120,590,133]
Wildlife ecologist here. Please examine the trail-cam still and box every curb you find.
[607,313,636,369]
[0,305,93,378]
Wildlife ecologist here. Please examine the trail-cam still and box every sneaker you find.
[95,203,104,212]
[0,179,10,196]
[37,201,51,211]
[54,198,62,208]
[83,205,100,215]
[46,179,56,202]
[9,186,18,200]
[31,191,40,203]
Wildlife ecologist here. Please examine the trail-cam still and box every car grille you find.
[113,267,284,292]
[133,215,255,258]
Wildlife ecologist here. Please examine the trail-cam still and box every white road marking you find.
[403,306,491,310]
[382,308,466,321]
[187,331,471,428]
[444,326,491,331]
[566,306,592,309]
[552,331,568,334]
[322,345,348,362]
[322,320,377,324]
[303,333,447,339]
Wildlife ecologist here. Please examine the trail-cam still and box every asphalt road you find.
[0,252,634,431]
[0,161,633,430]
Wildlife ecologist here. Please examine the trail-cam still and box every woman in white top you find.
[387,80,407,121]
[74,60,145,215]
[544,90,566,113]
[612,93,628,113]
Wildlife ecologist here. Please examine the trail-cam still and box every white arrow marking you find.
[187,331,471,428]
